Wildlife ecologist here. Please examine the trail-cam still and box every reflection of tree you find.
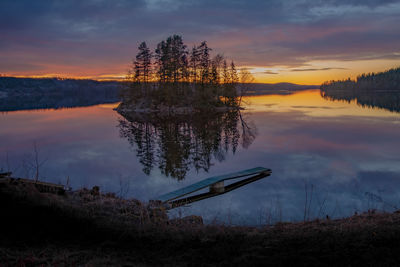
[117,110,256,180]
[321,89,400,113]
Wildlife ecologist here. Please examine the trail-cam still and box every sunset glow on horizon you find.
[4,58,400,85]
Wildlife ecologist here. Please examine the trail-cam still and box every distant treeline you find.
[0,77,120,111]
[121,35,253,110]
[243,83,319,95]
[321,67,400,91]
[320,67,400,113]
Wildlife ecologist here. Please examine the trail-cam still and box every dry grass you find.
[1,181,400,266]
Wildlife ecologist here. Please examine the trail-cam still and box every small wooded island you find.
[117,35,252,114]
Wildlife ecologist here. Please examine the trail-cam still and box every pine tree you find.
[155,35,188,84]
[198,41,212,84]
[155,40,168,83]
[229,61,238,85]
[134,42,152,84]
[190,46,201,83]
[222,60,229,84]
[123,35,247,110]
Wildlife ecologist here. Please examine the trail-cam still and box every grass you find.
[1,180,400,266]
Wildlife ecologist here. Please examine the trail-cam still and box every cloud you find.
[290,67,348,72]
[0,0,399,76]
[264,71,279,75]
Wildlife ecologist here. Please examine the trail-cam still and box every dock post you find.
[210,181,224,193]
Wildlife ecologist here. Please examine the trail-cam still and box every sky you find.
[0,0,400,84]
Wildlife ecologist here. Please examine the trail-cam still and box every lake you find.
[1,89,400,225]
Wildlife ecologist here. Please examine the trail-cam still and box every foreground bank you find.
[1,180,400,266]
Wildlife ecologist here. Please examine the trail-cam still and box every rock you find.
[90,186,100,196]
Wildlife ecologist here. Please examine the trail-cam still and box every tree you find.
[154,40,168,83]
[134,42,152,84]
[222,60,229,84]
[221,61,239,106]
[190,45,201,83]
[154,35,188,84]
[198,41,212,84]
[125,42,153,103]
[211,54,223,84]
[121,35,250,110]
[238,68,255,106]
[229,61,238,85]
[170,35,188,83]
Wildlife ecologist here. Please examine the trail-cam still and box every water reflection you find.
[117,110,257,180]
[321,88,400,113]
[1,90,400,225]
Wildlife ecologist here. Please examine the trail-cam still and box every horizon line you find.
[0,75,321,86]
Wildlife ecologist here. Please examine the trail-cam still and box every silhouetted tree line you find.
[120,35,253,110]
[320,67,400,113]
[0,77,120,111]
[117,110,256,180]
[321,67,400,92]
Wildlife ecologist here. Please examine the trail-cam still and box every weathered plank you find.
[168,171,271,209]
[155,167,271,202]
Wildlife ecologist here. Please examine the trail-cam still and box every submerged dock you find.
[153,167,272,209]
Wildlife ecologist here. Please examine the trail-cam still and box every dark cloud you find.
[264,71,279,74]
[290,67,348,72]
[0,61,46,72]
[0,0,399,74]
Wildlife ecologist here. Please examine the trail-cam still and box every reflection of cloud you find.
[290,105,342,109]
[2,90,400,225]
[358,171,400,188]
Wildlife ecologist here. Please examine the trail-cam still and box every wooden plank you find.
[168,171,271,209]
[155,167,271,202]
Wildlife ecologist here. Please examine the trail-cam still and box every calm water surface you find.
[1,89,400,225]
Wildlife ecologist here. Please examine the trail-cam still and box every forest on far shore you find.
[320,67,400,113]
[320,67,400,92]
[120,35,254,110]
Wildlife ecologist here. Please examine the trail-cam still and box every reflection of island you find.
[321,89,400,113]
[117,110,257,180]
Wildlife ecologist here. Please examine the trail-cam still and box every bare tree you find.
[238,68,255,106]
[5,151,10,172]
[118,174,131,198]
[29,141,47,182]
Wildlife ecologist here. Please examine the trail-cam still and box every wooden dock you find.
[153,167,271,209]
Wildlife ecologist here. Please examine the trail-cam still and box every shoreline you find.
[1,180,400,265]
[115,104,243,116]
